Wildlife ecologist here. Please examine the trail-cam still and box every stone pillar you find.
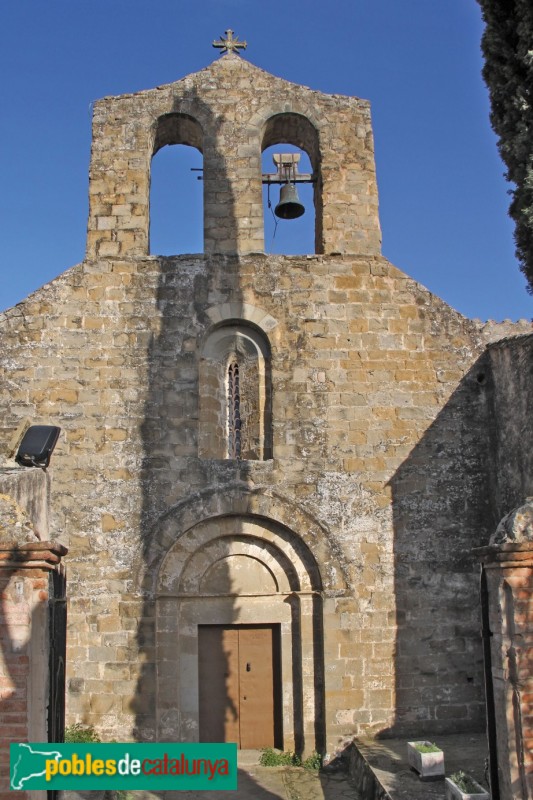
[298,593,318,757]
[476,499,533,800]
[0,476,67,800]
[203,133,264,256]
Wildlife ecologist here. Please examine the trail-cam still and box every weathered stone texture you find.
[477,500,533,800]
[0,468,50,539]
[87,54,381,259]
[486,335,533,518]
[1,249,528,749]
[0,54,531,756]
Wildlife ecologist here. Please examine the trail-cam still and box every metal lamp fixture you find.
[15,425,61,468]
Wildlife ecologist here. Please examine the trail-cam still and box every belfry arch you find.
[261,112,322,254]
[149,113,204,255]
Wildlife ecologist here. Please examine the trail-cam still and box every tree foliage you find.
[477,0,533,294]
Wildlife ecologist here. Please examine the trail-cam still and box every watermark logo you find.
[10,742,237,791]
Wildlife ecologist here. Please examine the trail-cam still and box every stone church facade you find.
[0,52,531,758]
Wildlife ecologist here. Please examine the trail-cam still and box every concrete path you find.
[61,733,490,800]
[133,762,356,800]
[62,754,357,800]
[155,765,356,800]
[351,733,489,800]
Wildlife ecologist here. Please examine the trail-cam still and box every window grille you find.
[228,361,242,459]
[199,324,272,461]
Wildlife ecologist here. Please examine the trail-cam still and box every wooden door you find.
[198,624,280,748]
[198,626,240,743]
[238,626,275,748]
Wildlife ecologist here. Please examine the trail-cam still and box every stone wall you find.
[487,334,533,520]
[0,468,50,539]
[1,250,528,751]
[0,54,531,756]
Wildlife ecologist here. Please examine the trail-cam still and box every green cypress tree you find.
[477,0,533,294]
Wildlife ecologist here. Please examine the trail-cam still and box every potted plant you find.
[445,771,489,800]
[407,741,445,780]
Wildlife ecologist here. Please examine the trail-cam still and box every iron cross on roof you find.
[212,29,247,55]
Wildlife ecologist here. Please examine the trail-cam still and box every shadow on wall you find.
[486,336,533,517]
[122,81,509,752]
[384,354,497,738]
[131,503,327,755]
[0,549,27,788]
[130,87,328,757]
[0,545,63,791]
[131,86,240,746]
[131,86,291,753]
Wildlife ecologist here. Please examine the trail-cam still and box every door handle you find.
[246,662,251,672]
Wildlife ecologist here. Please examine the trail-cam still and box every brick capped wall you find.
[0,477,67,800]
[477,501,533,800]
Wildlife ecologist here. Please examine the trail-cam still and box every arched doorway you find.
[155,515,323,755]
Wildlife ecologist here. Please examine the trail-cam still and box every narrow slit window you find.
[199,324,272,461]
[228,361,242,459]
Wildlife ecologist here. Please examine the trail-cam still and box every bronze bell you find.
[274,183,305,219]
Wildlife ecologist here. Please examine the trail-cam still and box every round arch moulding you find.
[138,485,349,597]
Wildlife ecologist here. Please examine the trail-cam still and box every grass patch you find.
[413,742,441,753]
[302,751,322,771]
[259,748,322,770]
[450,771,483,793]
[259,748,300,766]
[64,723,101,743]
[64,725,131,800]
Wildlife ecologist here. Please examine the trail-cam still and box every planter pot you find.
[407,741,445,781]
[445,776,489,800]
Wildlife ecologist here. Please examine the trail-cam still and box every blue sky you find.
[0,0,531,320]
